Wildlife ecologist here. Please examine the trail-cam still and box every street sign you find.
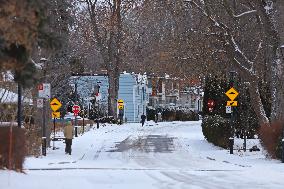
[37,98,44,108]
[226,106,232,114]
[52,112,60,119]
[207,99,215,108]
[72,105,81,116]
[118,105,124,110]
[225,87,239,101]
[38,83,51,99]
[118,99,124,104]
[50,98,62,112]
[227,101,238,106]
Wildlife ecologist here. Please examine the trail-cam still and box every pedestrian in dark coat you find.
[64,121,74,155]
[141,114,146,127]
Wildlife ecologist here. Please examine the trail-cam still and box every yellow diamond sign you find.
[225,87,239,101]
[50,98,62,112]
[118,99,124,104]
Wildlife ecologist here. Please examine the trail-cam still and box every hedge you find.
[146,107,199,122]
[201,115,231,148]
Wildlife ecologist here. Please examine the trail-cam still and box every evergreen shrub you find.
[201,115,231,148]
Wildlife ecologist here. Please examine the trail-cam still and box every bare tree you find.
[185,0,284,126]
[84,0,125,118]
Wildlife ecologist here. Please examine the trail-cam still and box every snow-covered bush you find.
[201,115,231,148]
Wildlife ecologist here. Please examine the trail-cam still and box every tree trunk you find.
[248,81,270,126]
[108,70,119,118]
[256,0,283,122]
[270,1,284,122]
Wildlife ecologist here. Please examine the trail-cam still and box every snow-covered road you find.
[1,121,284,189]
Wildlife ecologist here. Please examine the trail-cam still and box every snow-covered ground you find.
[1,121,284,189]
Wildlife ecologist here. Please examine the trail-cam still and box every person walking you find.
[141,114,146,127]
[64,121,74,155]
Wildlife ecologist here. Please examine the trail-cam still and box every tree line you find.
[1,0,284,127]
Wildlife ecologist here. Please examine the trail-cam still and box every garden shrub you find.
[258,122,282,159]
[201,115,231,148]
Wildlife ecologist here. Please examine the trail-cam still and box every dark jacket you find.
[141,114,146,121]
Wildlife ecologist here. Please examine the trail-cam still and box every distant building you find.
[148,75,203,112]
[71,72,149,122]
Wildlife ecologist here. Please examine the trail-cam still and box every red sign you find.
[72,105,81,116]
[207,99,215,108]
[38,84,43,90]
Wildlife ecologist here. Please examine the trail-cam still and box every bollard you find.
[282,139,284,163]
[75,127,78,137]
[42,137,47,156]
[229,137,234,154]
[96,119,99,129]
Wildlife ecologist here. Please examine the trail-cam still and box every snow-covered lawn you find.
[1,121,284,189]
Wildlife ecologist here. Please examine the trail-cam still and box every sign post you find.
[225,72,239,154]
[38,83,51,156]
[117,99,124,124]
[50,98,62,150]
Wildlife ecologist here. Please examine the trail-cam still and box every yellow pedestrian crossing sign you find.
[52,112,60,118]
[227,101,238,106]
[225,87,239,101]
[50,98,62,112]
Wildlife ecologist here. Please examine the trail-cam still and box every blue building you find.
[118,73,149,122]
[71,73,149,122]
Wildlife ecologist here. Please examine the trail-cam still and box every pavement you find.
[1,121,284,189]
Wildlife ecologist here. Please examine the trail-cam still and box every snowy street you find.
[1,121,284,189]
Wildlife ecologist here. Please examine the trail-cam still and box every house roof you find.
[0,88,32,104]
